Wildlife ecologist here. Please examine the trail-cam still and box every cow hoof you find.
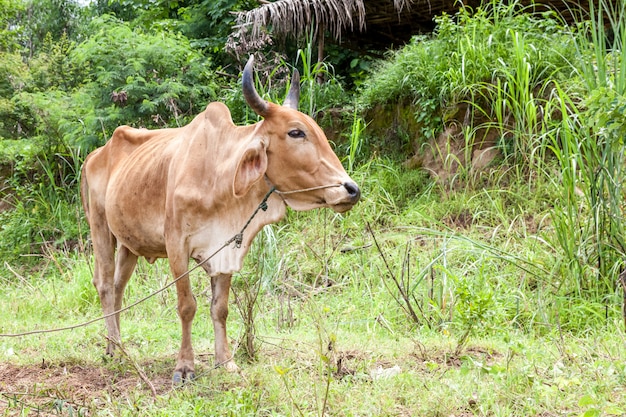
[172,370,195,385]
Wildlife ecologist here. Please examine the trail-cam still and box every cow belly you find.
[105,187,168,259]
[119,231,167,259]
[109,214,167,258]
[105,147,171,258]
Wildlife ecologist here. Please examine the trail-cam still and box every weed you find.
[234,225,280,361]
[359,1,576,147]
[542,0,626,299]
[346,108,367,172]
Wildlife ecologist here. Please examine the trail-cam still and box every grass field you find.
[1,161,625,416]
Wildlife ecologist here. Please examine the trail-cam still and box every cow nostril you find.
[343,181,361,201]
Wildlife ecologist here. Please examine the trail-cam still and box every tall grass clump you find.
[547,0,626,299]
[0,145,86,263]
[466,15,575,177]
[294,29,347,117]
[356,0,626,323]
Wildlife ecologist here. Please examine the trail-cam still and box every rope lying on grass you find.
[0,186,277,338]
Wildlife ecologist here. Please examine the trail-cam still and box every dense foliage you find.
[359,3,578,140]
[0,0,623,294]
[0,1,243,259]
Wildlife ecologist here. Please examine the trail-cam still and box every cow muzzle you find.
[326,181,361,213]
[343,181,361,203]
[336,181,360,210]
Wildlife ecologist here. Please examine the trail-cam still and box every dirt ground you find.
[0,361,171,415]
[0,345,498,415]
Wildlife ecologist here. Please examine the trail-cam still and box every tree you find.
[20,0,83,57]
[93,0,255,65]
[90,0,184,22]
[70,15,218,147]
[0,0,24,52]
[178,0,244,54]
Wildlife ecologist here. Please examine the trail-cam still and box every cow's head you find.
[239,55,360,213]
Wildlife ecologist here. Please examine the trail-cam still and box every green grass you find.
[358,1,577,143]
[1,276,625,416]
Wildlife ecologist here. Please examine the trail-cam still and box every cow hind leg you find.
[211,274,239,372]
[171,257,197,384]
[90,229,119,356]
[112,245,138,341]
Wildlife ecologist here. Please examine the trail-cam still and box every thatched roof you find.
[233,0,366,43]
[229,0,595,53]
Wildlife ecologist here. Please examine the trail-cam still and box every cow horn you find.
[242,55,269,117]
[283,69,300,110]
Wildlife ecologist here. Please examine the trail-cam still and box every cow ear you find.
[233,139,268,197]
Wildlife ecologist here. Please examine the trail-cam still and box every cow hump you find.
[203,102,236,131]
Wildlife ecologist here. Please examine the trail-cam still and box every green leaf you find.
[578,394,596,407]
[581,409,600,417]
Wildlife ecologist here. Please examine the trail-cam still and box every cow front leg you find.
[172,259,197,384]
[211,273,239,372]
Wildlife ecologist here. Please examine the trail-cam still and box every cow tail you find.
[80,158,90,225]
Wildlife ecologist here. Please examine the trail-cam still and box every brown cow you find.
[81,56,360,383]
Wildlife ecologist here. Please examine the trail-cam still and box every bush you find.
[71,15,220,147]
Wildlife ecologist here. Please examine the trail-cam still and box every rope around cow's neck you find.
[0,182,342,338]
[273,183,343,195]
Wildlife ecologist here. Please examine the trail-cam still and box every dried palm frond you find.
[232,0,366,46]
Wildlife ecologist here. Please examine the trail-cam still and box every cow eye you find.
[288,129,306,139]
